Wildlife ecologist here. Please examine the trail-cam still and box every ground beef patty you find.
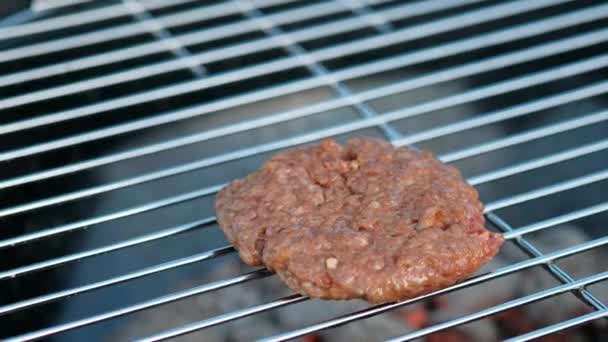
[215,138,504,303]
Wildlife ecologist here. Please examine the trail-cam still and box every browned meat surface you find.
[215,137,503,303]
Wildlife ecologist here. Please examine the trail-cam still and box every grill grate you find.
[0,0,607,341]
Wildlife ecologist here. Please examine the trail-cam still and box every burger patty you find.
[215,137,503,303]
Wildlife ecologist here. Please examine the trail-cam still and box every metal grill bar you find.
[12,0,605,290]
[0,185,223,249]
[434,140,607,317]
[0,0,341,102]
[168,236,608,342]
[0,0,292,64]
[0,184,224,249]
[337,0,402,140]
[338,0,393,34]
[505,309,608,342]
[2,54,607,220]
[0,245,234,316]
[3,194,607,319]
[2,108,607,283]
[0,0,577,136]
[440,110,608,163]
[3,103,605,251]
[377,211,608,342]
[504,201,608,239]
[137,294,307,342]
[204,138,608,340]
[487,213,607,312]
[4,119,601,337]
[0,0,195,40]
[2,5,604,165]
[467,138,608,186]
[2,1,607,341]
[9,232,608,342]
[122,0,207,77]
[384,272,608,342]
[0,0,434,88]
[3,269,274,342]
[31,0,99,12]
[2,27,606,191]
[394,81,608,149]
[485,168,608,212]
[0,218,214,280]
[382,0,608,332]
[488,141,608,335]
[236,0,401,141]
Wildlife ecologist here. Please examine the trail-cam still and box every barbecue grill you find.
[1,0,608,341]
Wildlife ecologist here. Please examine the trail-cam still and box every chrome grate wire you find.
[1,0,607,341]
